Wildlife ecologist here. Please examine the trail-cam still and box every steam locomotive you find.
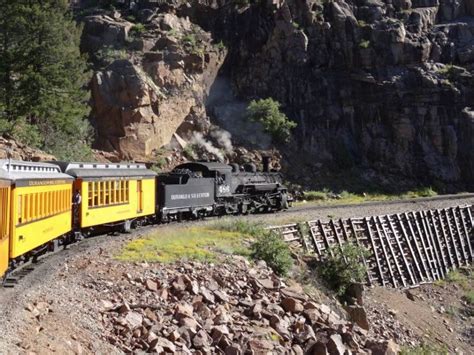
[157,158,289,221]
[0,158,289,281]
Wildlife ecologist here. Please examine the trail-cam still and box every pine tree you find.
[0,0,92,160]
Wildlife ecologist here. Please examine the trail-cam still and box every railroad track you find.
[271,204,474,288]
[288,192,474,213]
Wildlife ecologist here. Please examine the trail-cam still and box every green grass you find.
[437,268,473,291]
[464,290,474,305]
[117,226,250,263]
[299,187,438,205]
[445,305,458,317]
[445,270,469,289]
[400,344,448,355]
[211,219,264,236]
[130,24,145,36]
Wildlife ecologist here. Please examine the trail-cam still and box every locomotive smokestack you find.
[262,156,270,172]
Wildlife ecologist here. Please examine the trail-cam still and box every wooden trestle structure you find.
[270,205,474,288]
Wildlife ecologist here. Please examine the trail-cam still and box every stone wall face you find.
[199,0,474,189]
[80,0,474,188]
[83,12,225,161]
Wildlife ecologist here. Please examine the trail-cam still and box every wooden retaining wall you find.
[270,205,474,288]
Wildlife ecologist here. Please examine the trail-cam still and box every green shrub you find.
[124,14,136,23]
[12,120,42,148]
[304,190,329,201]
[465,290,474,305]
[215,40,226,50]
[359,40,370,49]
[167,28,179,38]
[183,144,196,159]
[182,33,197,46]
[436,64,460,81]
[0,118,12,136]
[130,23,146,36]
[96,46,128,66]
[250,231,293,276]
[247,98,297,144]
[445,270,467,285]
[318,243,369,296]
[414,187,437,197]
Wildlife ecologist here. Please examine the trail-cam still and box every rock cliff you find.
[79,0,474,190]
[82,10,225,161]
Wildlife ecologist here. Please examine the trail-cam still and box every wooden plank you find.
[443,208,461,268]
[330,220,346,262]
[297,222,310,252]
[349,219,373,285]
[467,206,474,229]
[339,219,350,242]
[410,211,436,280]
[318,220,333,256]
[365,217,385,286]
[457,207,473,261]
[404,212,431,281]
[308,224,322,256]
[427,210,448,276]
[450,208,469,265]
[396,214,425,282]
[436,209,455,269]
[420,211,442,280]
[387,216,416,286]
[378,216,405,287]
[373,216,397,287]
[467,206,474,261]
[396,213,424,283]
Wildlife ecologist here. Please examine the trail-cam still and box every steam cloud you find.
[191,132,225,162]
[210,128,233,154]
[190,128,234,162]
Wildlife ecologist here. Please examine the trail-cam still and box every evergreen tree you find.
[0,0,92,160]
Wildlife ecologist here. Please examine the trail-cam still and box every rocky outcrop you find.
[196,0,474,190]
[83,11,225,160]
[79,0,474,189]
[0,137,55,161]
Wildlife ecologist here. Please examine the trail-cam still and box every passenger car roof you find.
[0,160,73,183]
[175,162,232,174]
[51,161,157,179]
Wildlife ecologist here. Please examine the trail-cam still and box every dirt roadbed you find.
[0,196,472,353]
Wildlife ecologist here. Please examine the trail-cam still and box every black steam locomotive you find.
[157,158,290,221]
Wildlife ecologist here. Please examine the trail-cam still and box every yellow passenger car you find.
[0,160,73,278]
[53,162,157,229]
[0,177,11,278]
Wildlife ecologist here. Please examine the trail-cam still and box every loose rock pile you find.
[90,256,399,354]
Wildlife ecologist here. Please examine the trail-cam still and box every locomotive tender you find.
[0,158,289,281]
